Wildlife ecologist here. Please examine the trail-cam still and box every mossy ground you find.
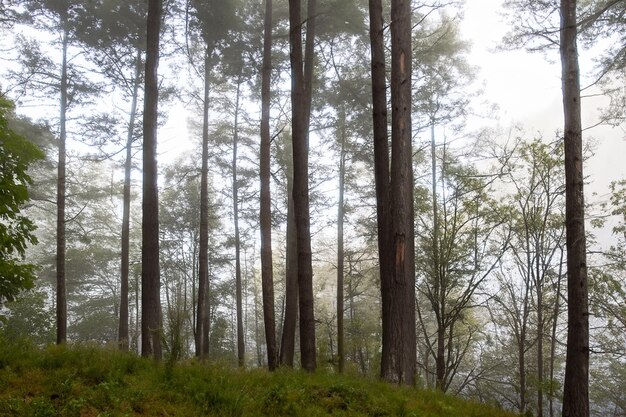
[0,339,517,417]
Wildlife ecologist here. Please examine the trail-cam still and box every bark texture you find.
[560,0,589,415]
[196,52,211,359]
[260,0,278,371]
[288,0,316,372]
[141,0,163,360]
[368,0,393,382]
[387,0,416,385]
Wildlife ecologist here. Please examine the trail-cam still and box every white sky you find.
[460,0,626,207]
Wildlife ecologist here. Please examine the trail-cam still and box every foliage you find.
[0,98,44,304]
[1,290,55,346]
[0,340,519,417]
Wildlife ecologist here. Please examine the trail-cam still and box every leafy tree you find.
[0,98,43,304]
[415,147,509,393]
[481,138,566,416]
[1,290,55,345]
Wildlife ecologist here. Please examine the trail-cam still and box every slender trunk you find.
[233,77,245,368]
[368,0,392,381]
[537,245,544,417]
[280,163,298,366]
[336,108,346,373]
[119,48,142,352]
[254,284,263,367]
[436,322,446,389]
[520,267,531,414]
[260,0,278,371]
[196,52,211,359]
[560,0,589,415]
[288,0,316,372]
[202,284,210,357]
[549,247,564,417]
[56,20,68,345]
[431,121,445,390]
[135,270,140,352]
[141,0,163,360]
[388,0,415,385]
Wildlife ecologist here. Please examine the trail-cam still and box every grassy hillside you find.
[0,339,517,417]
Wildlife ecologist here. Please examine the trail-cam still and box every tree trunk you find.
[288,0,316,372]
[280,161,298,367]
[430,121,445,390]
[336,107,346,373]
[388,0,416,385]
[119,48,142,352]
[141,0,163,360]
[233,77,245,368]
[537,245,544,417]
[549,247,564,417]
[196,51,211,359]
[56,20,68,345]
[260,0,278,371]
[560,0,589,415]
[367,0,393,382]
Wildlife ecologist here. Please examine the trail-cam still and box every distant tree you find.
[184,0,239,360]
[0,98,43,304]
[78,0,147,352]
[1,290,55,345]
[141,0,163,360]
[19,0,75,345]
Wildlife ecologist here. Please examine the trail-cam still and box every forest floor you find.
[0,339,518,417]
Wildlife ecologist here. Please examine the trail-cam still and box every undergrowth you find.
[0,338,517,417]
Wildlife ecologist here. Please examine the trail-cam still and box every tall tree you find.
[368,0,393,382]
[56,7,69,345]
[560,0,589,415]
[379,0,416,385]
[288,0,317,372]
[232,73,245,368]
[119,52,142,351]
[185,0,238,360]
[259,0,278,371]
[141,0,163,360]
[336,105,347,373]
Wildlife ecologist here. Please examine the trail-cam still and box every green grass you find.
[0,339,517,417]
